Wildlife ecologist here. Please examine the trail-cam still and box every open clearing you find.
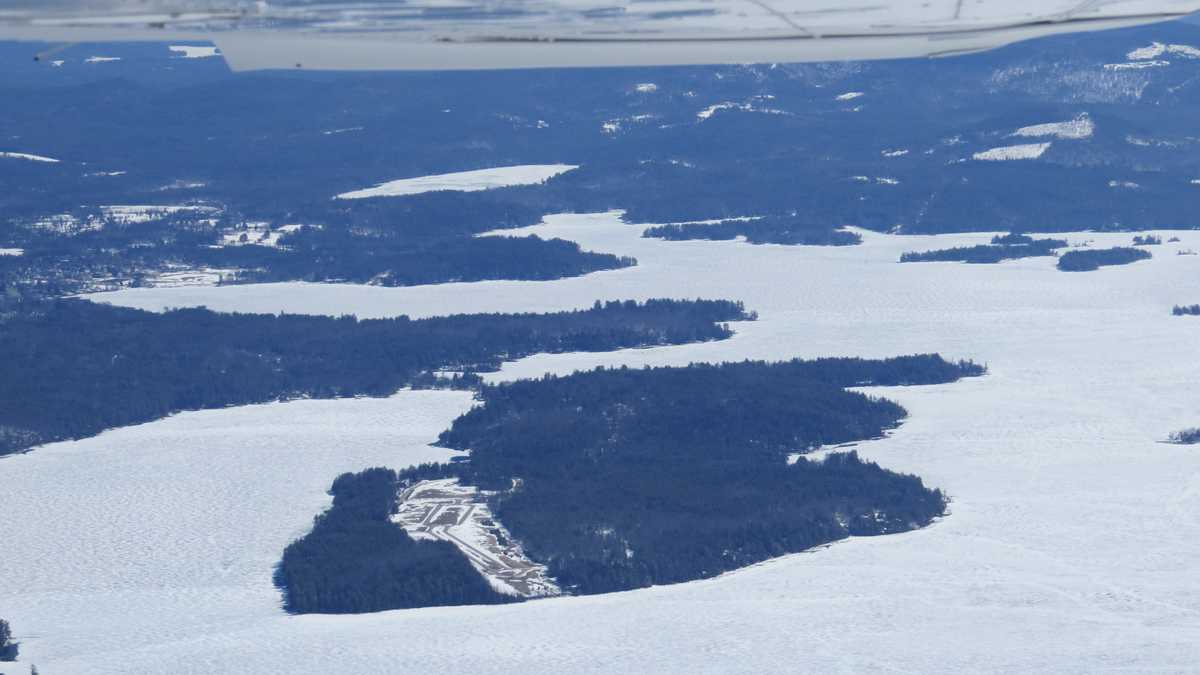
[395,478,560,598]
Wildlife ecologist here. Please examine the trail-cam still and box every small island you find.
[643,216,861,246]
[900,233,1067,264]
[1173,305,1200,316]
[1057,247,1151,272]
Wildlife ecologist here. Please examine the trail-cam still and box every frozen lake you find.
[8,213,1200,672]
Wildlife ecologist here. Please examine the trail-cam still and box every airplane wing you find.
[0,0,1197,71]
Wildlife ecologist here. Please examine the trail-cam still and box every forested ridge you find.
[0,298,750,455]
[277,467,513,614]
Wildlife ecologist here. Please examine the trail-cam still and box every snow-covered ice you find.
[634,83,658,93]
[1,151,59,163]
[335,165,578,199]
[972,142,1051,161]
[882,149,909,157]
[835,91,864,101]
[84,56,121,63]
[12,213,1200,672]
[1013,114,1094,140]
[169,45,220,59]
[0,248,23,256]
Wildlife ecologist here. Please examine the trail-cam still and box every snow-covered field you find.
[169,45,220,59]
[100,204,217,225]
[972,142,1052,161]
[217,223,304,248]
[145,266,240,288]
[9,212,1200,672]
[1012,114,1094,140]
[394,478,561,598]
[335,165,578,199]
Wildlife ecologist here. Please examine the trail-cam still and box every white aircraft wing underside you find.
[0,0,1197,70]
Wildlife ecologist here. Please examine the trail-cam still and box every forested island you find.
[0,298,751,455]
[899,234,1067,264]
[278,355,984,612]
[1057,247,1151,272]
[642,216,861,246]
[1172,304,1200,316]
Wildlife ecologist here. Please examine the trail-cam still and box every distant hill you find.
[3,20,1199,293]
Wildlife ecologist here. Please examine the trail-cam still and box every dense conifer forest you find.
[277,467,514,613]
[0,192,634,297]
[434,357,979,601]
[1168,428,1200,445]
[1057,247,1151,271]
[1173,304,1200,316]
[641,216,861,246]
[899,236,1067,264]
[0,298,750,455]
[0,618,16,661]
